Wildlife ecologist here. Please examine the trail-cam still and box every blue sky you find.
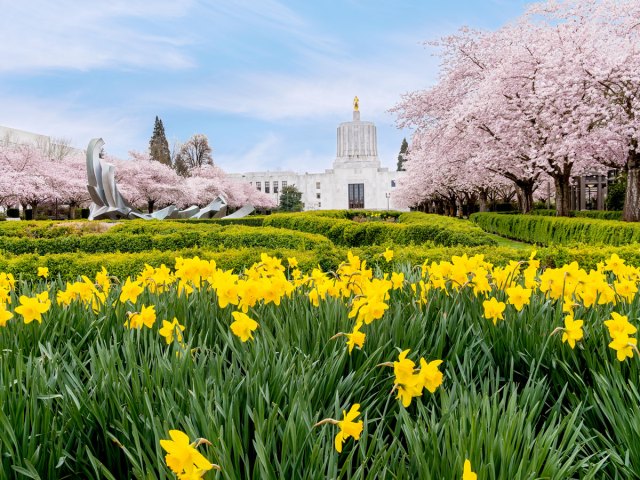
[1,0,533,173]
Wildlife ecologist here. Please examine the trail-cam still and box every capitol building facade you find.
[229,100,405,211]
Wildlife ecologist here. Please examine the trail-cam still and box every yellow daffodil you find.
[0,287,10,305]
[0,303,13,327]
[125,304,157,329]
[505,285,532,311]
[483,297,506,325]
[418,358,444,393]
[14,294,50,324]
[604,312,637,338]
[608,334,637,362]
[120,277,144,304]
[0,273,15,291]
[37,267,49,279]
[382,248,394,262]
[95,266,110,292]
[334,404,364,453]
[230,311,259,342]
[561,315,584,349]
[345,321,365,353]
[463,459,477,480]
[287,257,298,268]
[391,272,404,290]
[160,430,218,477]
[159,318,186,344]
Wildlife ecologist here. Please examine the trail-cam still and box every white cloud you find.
[0,0,195,72]
[163,48,439,123]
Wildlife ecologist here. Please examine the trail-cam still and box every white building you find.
[0,125,84,157]
[229,101,405,210]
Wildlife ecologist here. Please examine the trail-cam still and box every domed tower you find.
[334,97,380,168]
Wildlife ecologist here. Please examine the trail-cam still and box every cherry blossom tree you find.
[394,0,638,217]
[524,0,640,220]
[128,150,185,212]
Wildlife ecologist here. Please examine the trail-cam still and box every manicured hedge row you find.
[524,210,623,220]
[573,210,623,220]
[0,220,111,238]
[471,212,640,246]
[0,217,265,238]
[0,247,343,281]
[5,243,640,280]
[306,210,403,220]
[263,212,497,247]
[0,226,332,255]
[170,216,265,226]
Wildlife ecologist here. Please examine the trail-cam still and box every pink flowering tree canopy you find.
[394,0,640,217]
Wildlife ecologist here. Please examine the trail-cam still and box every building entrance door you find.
[348,183,364,209]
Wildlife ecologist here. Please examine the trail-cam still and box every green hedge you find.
[0,247,343,281]
[471,212,640,246]
[0,220,111,238]
[5,243,640,280]
[263,212,496,247]
[0,226,332,255]
[304,210,403,221]
[573,210,623,220]
[0,217,265,238]
[521,210,623,220]
[170,216,265,226]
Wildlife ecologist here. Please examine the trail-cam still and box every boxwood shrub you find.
[263,212,496,247]
[471,212,640,246]
[0,226,332,255]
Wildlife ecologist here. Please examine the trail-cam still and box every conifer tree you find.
[149,116,172,166]
[397,138,408,171]
[278,185,304,212]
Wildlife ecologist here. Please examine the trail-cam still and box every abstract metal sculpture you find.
[86,138,253,220]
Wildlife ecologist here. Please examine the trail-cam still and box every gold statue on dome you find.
[353,96,359,111]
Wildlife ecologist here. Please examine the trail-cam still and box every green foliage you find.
[263,212,497,247]
[2,257,639,477]
[397,137,408,172]
[0,247,343,281]
[0,226,332,256]
[606,174,626,211]
[471,212,640,246]
[573,210,623,221]
[514,210,623,220]
[148,116,172,166]
[278,185,304,212]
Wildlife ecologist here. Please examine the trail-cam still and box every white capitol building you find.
[229,98,405,211]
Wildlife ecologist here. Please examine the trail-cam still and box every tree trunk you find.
[148,200,155,213]
[478,190,489,212]
[623,145,640,222]
[515,181,535,214]
[553,170,572,217]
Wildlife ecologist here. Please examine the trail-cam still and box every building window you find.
[318,202,321,208]
[273,181,279,193]
[316,182,321,189]
[256,181,261,191]
[282,181,287,188]
[391,180,396,188]
[265,181,270,193]
[348,183,364,209]
[316,193,321,199]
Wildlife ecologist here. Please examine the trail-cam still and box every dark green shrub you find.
[471,212,640,246]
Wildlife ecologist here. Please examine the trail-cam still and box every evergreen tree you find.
[149,116,172,166]
[396,138,408,171]
[606,173,626,211]
[278,185,304,212]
